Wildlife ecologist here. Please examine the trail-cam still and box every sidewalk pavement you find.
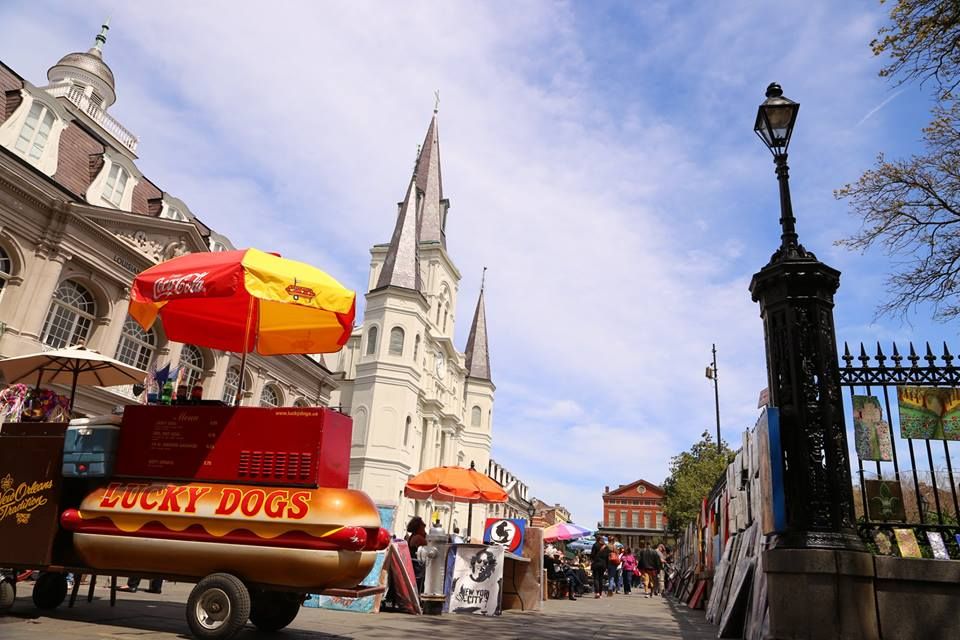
[0,581,716,639]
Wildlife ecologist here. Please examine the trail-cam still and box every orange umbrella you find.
[404,462,507,537]
[404,463,508,503]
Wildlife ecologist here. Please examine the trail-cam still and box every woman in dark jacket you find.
[589,537,608,598]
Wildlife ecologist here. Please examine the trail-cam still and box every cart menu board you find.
[115,406,351,488]
[0,424,67,566]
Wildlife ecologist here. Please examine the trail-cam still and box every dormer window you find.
[0,92,66,176]
[86,152,138,210]
[163,206,188,222]
[103,164,128,206]
[209,240,227,252]
[14,102,55,162]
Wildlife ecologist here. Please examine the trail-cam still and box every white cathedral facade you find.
[329,110,495,541]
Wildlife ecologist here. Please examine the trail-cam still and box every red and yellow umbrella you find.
[128,248,355,356]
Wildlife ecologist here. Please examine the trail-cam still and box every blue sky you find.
[1,1,955,525]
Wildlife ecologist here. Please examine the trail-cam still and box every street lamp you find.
[705,344,721,452]
[748,82,862,552]
[526,502,536,525]
[754,83,802,258]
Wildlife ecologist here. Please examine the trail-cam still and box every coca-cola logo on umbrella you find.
[152,272,209,299]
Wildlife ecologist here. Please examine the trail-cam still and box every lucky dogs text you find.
[99,483,310,519]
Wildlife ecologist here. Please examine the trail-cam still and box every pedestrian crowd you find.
[588,535,670,599]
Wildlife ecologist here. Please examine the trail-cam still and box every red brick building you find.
[597,479,667,548]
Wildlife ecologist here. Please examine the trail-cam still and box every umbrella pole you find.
[69,365,79,412]
[235,296,255,407]
[467,502,473,541]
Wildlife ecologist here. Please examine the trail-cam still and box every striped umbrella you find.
[543,522,592,543]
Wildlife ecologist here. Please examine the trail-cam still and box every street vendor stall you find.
[0,249,386,640]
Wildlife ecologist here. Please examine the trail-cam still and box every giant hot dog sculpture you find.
[60,481,391,590]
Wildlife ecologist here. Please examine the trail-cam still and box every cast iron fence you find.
[839,341,960,535]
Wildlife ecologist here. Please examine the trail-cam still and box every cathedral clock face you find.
[435,352,445,379]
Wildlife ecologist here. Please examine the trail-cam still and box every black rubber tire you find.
[185,573,251,640]
[0,579,15,613]
[249,590,302,632]
[31,572,67,610]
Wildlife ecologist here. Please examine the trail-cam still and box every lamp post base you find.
[769,529,866,552]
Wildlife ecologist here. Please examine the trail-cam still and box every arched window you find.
[404,416,411,447]
[14,102,55,162]
[471,406,482,428]
[41,280,96,349]
[294,398,310,408]
[389,326,405,356]
[179,345,205,388]
[221,366,252,404]
[0,246,12,294]
[443,303,449,333]
[413,334,421,361]
[102,163,129,207]
[260,384,282,407]
[366,326,379,356]
[116,318,155,370]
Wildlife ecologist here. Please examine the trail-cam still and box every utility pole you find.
[706,344,721,452]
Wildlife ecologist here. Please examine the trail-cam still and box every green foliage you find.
[661,430,734,532]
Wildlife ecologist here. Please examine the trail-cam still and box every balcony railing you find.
[43,83,139,153]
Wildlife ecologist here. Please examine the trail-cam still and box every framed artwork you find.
[897,386,960,440]
[873,530,893,555]
[483,518,526,554]
[852,396,893,461]
[893,528,922,558]
[927,531,950,559]
[864,480,906,522]
[443,543,504,616]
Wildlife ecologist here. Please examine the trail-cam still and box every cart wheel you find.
[32,572,68,610]
[186,573,250,640]
[0,579,15,614]
[249,590,302,632]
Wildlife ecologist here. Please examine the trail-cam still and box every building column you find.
[11,247,68,342]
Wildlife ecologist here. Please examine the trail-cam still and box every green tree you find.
[836,0,960,320]
[661,431,733,532]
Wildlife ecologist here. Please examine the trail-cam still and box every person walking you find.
[620,548,636,594]
[642,542,663,597]
[606,544,620,597]
[589,536,608,598]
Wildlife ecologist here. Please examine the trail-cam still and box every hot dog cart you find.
[1,248,379,639]
[0,404,389,638]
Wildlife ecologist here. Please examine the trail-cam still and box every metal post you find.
[712,344,721,452]
[750,151,863,551]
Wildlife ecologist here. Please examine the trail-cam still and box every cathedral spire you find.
[375,174,422,291]
[414,106,446,247]
[464,269,491,381]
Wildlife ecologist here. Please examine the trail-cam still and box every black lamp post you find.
[749,83,863,551]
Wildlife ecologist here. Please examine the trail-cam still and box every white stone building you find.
[329,109,495,541]
[0,24,338,414]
